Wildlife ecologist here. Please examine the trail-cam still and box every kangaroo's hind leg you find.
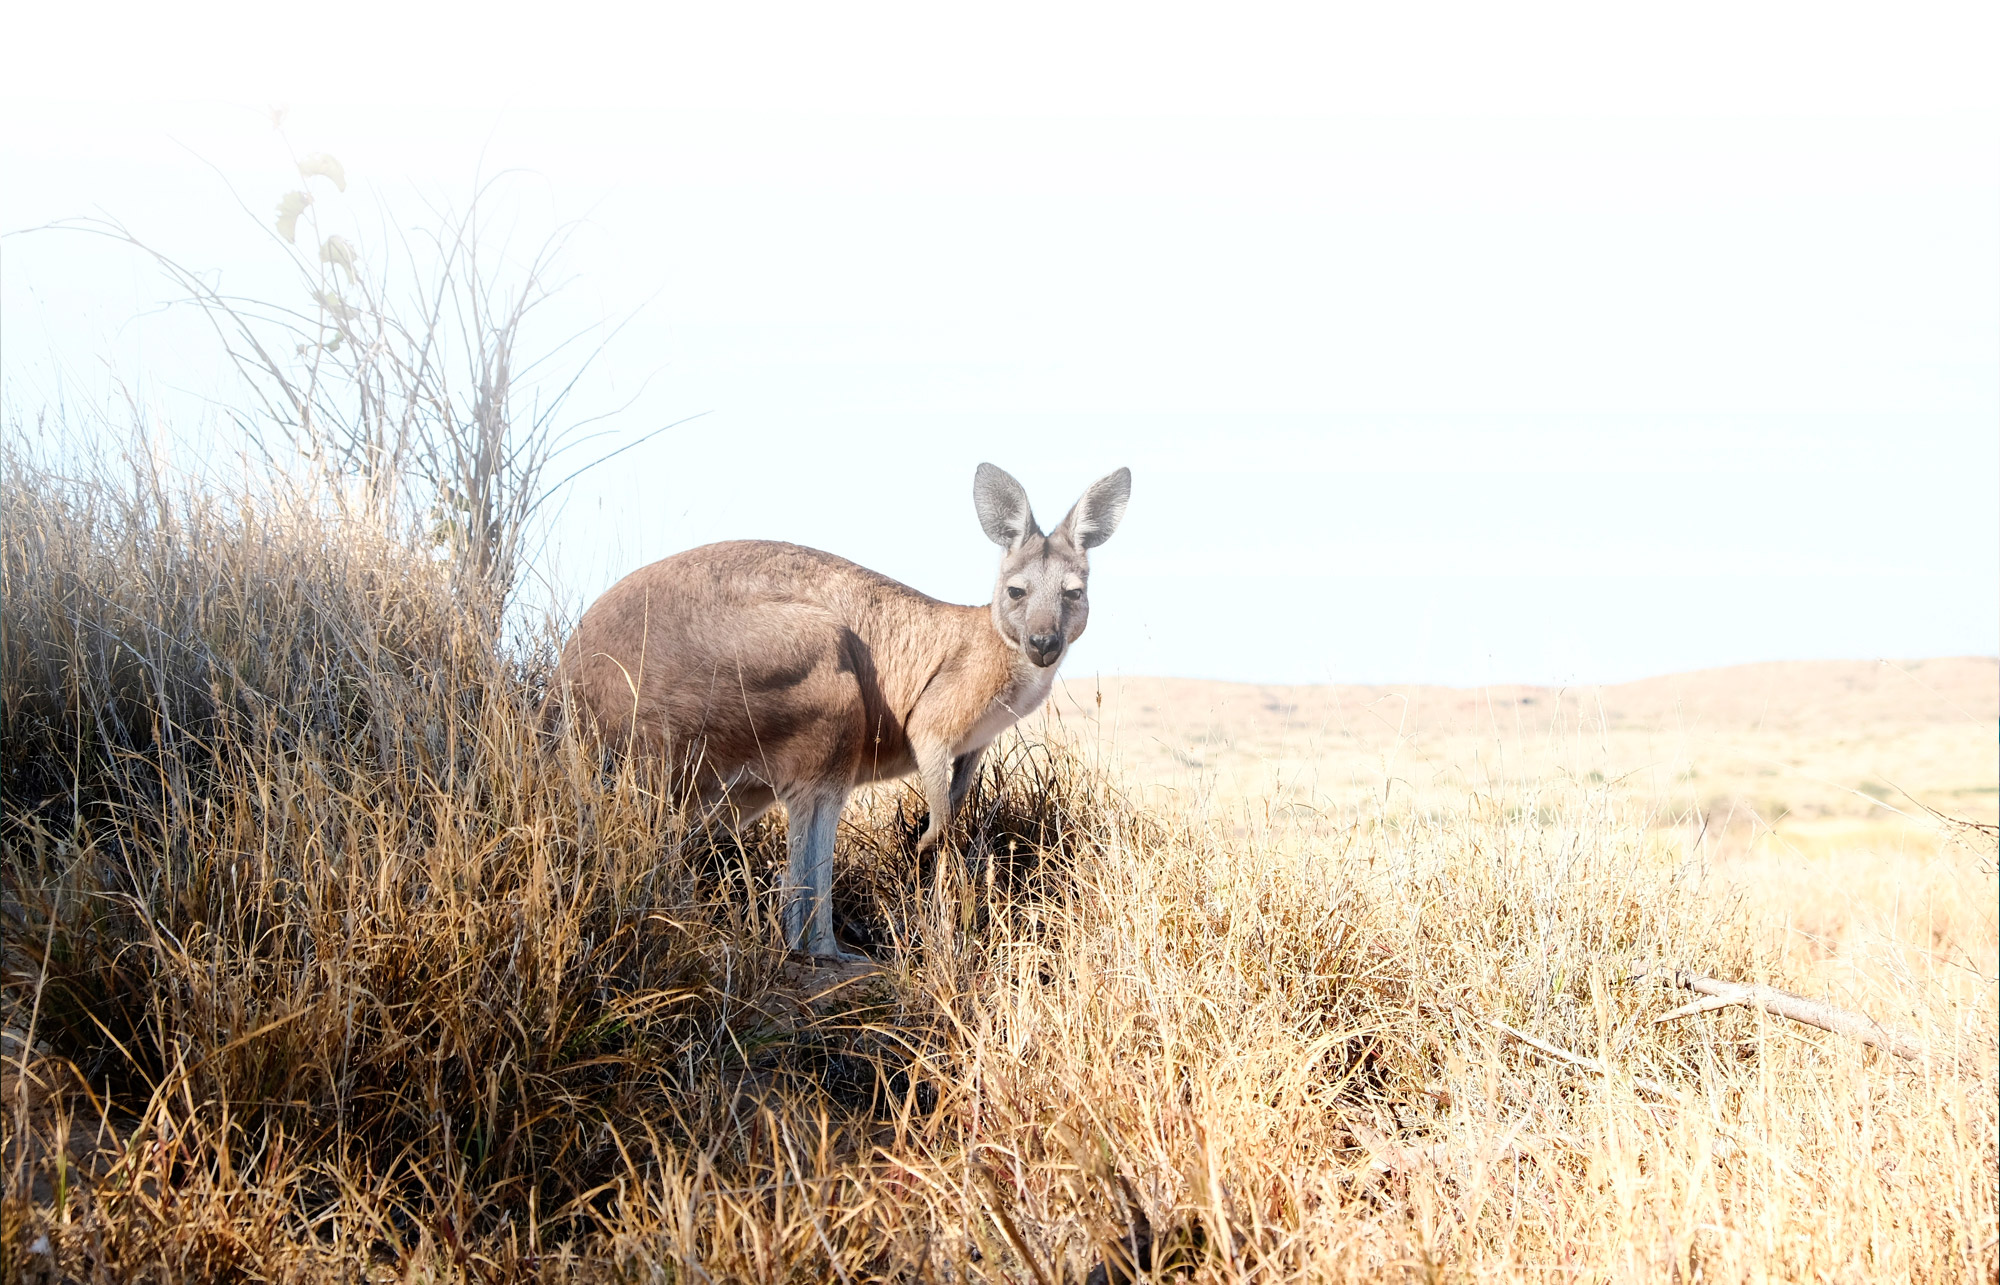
[782,789,862,961]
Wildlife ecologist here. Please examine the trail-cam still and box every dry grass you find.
[3,439,1995,1283]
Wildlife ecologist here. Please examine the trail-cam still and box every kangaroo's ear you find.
[1054,467,1131,550]
[974,462,1039,549]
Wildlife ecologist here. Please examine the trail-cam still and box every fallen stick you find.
[1488,1019,1684,1102]
[1635,969,1931,1063]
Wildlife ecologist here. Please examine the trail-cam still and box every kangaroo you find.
[550,463,1131,960]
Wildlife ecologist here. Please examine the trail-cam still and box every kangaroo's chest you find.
[958,664,1057,756]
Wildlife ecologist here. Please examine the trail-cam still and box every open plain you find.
[1047,657,1997,834]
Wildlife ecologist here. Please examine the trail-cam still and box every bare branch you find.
[1488,1019,1684,1101]
[17,149,667,626]
[1634,969,1935,1063]
[528,412,708,521]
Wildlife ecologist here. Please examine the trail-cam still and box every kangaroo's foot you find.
[803,938,872,966]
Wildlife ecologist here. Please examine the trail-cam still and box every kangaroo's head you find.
[973,463,1131,669]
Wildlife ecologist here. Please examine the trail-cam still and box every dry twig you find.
[1488,1019,1684,1101]
[1633,969,1933,1063]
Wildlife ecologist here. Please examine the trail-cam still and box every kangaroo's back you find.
[553,540,970,787]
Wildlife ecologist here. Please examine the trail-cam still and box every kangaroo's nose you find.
[1028,632,1064,665]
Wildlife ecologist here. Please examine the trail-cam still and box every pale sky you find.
[4,2,1996,685]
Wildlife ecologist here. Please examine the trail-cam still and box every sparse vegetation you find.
[4,429,1995,1282]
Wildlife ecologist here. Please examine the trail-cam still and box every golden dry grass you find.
[3,442,1995,1283]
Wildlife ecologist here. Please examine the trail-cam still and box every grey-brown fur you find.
[550,463,1131,958]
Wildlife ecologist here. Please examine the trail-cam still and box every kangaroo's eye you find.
[1063,588,1083,601]
[1007,586,1026,600]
